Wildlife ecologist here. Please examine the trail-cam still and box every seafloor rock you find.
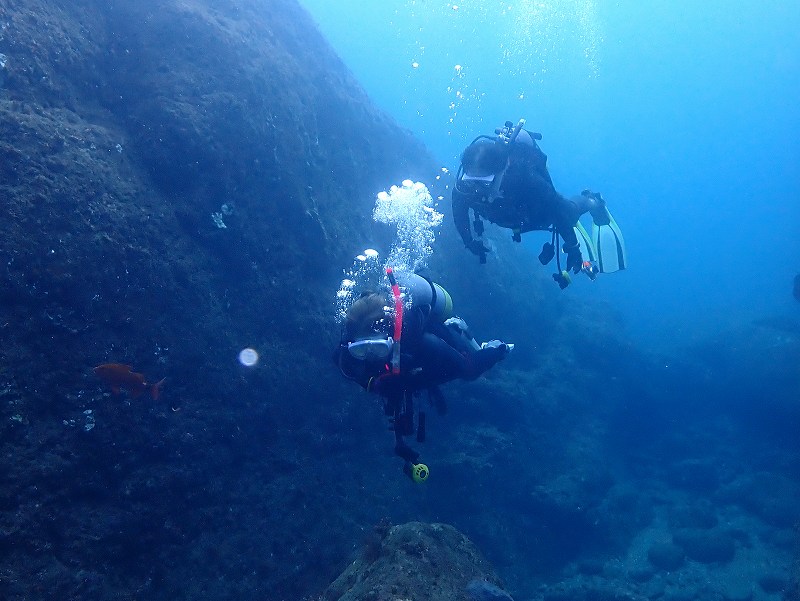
[666,501,718,530]
[664,460,720,494]
[646,541,685,571]
[789,557,800,600]
[323,522,508,601]
[756,572,788,594]
[672,528,736,565]
[540,581,645,601]
[717,472,800,528]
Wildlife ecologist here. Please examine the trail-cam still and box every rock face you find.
[324,522,507,601]
[0,1,443,599]
[0,0,437,381]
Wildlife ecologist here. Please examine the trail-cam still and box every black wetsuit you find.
[335,303,505,394]
[335,302,507,464]
[452,144,590,249]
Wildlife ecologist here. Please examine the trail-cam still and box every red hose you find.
[386,267,403,373]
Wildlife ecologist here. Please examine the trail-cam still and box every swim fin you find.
[590,205,627,273]
[573,221,597,264]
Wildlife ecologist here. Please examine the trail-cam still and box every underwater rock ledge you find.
[324,521,509,601]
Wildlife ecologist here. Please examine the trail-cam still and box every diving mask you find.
[347,337,394,361]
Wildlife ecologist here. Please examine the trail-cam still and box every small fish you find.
[93,363,165,400]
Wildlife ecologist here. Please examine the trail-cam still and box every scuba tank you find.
[396,272,453,322]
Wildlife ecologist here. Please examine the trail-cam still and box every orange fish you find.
[93,363,165,400]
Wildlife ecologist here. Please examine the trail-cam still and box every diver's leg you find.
[430,318,480,354]
[415,333,467,385]
[415,332,508,384]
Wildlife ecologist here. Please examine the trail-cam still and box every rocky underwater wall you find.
[0,0,453,598]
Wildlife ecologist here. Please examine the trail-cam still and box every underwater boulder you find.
[646,541,685,571]
[323,522,508,601]
[717,472,800,528]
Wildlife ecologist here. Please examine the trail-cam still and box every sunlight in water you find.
[504,0,603,80]
[400,0,603,137]
[403,0,603,78]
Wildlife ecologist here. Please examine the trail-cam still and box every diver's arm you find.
[452,188,475,247]
[552,195,585,272]
[556,218,580,249]
[453,189,489,260]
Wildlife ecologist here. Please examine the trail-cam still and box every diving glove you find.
[481,340,514,357]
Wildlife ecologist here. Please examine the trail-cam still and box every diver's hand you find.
[466,239,490,260]
[564,243,583,274]
[581,189,604,204]
[481,340,514,359]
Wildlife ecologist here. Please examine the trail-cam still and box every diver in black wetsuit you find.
[334,271,512,481]
[452,119,622,287]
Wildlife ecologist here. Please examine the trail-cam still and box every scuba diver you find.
[334,269,513,482]
[452,118,627,288]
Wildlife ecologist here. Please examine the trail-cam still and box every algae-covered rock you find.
[324,522,509,601]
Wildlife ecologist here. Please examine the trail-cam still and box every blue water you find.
[299,0,800,348]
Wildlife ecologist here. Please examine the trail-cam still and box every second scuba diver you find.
[334,269,512,481]
[452,118,627,288]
